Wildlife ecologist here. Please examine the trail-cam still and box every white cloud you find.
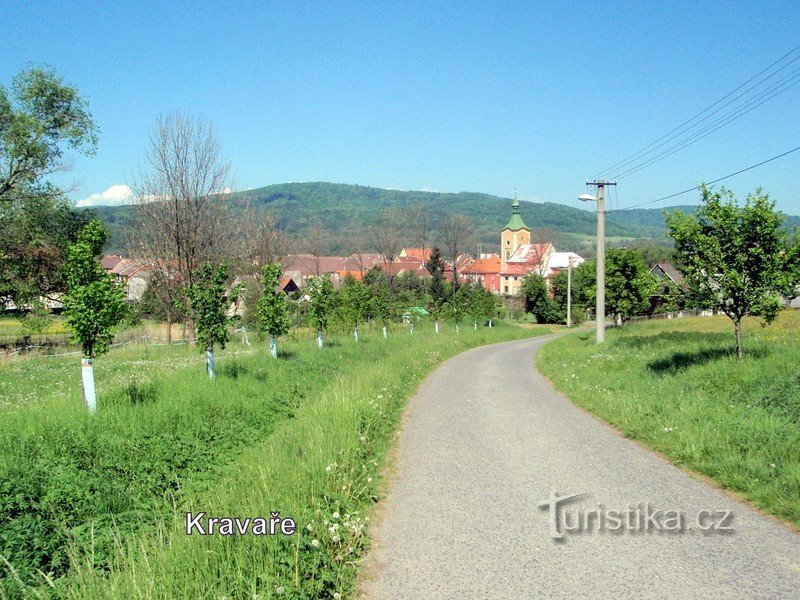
[76,184,134,207]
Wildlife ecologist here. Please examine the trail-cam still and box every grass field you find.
[0,320,553,598]
[0,316,70,337]
[537,310,800,528]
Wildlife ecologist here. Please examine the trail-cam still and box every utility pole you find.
[566,255,573,327]
[580,180,616,343]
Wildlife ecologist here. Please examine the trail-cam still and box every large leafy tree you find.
[187,263,238,377]
[604,249,658,325]
[63,220,127,412]
[519,273,561,324]
[578,249,657,325]
[0,195,91,305]
[0,67,97,201]
[257,263,291,358]
[666,185,799,359]
[0,67,97,305]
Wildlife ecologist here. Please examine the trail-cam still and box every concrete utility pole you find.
[579,180,616,343]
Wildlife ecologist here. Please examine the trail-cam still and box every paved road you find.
[360,335,800,599]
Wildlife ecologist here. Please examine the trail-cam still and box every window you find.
[506,240,510,245]
[505,250,510,259]
[513,276,518,281]
[504,285,509,293]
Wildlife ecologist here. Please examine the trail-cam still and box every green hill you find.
[85,182,798,255]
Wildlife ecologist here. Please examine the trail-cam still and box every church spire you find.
[504,190,528,231]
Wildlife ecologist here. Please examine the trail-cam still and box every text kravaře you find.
[185,511,297,536]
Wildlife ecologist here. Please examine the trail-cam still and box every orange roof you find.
[463,255,501,274]
[401,247,432,263]
[336,270,364,280]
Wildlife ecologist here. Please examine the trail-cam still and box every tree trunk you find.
[206,348,215,378]
[269,334,277,359]
[166,311,173,343]
[81,357,97,414]
[734,319,744,360]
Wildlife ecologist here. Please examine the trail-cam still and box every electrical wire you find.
[612,67,800,179]
[608,145,800,212]
[592,42,800,180]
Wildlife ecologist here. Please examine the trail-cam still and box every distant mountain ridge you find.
[87,182,799,255]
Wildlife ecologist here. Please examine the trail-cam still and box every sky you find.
[2,0,800,214]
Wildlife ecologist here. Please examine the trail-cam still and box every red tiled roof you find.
[463,255,501,274]
[401,247,432,263]
[499,263,536,276]
[110,259,149,278]
[101,255,123,270]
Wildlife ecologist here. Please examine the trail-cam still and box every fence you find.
[1,326,253,361]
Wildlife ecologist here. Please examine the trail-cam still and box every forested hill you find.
[88,182,799,255]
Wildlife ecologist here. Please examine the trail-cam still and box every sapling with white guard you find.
[257,263,291,358]
[187,263,240,377]
[63,220,127,413]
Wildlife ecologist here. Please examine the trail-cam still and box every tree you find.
[443,285,470,331]
[0,67,97,306]
[63,220,127,412]
[1,67,98,202]
[306,221,328,276]
[369,208,404,288]
[242,204,291,269]
[339,275,370,341]
[468,283,497,326]
[666,185,799,359]
[579,249,657,325]
[604,249,657,325]
[440,214,474,293]
[550,269,585,325]
[187,263,238,377]
[519,273,561,324]
[130,113,238,337]
[424,246,447,305]
[257,263,291,358]
[365,269,394,334]
[0,195,91,306]
[407,202,430,250]
[307,276,336,347]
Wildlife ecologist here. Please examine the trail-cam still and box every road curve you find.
[360,335,800,599]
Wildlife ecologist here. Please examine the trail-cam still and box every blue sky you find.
[2,1,799,214]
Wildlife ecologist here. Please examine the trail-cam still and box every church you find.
[498,194,584,296]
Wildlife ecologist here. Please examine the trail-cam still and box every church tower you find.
[500,191,531,270]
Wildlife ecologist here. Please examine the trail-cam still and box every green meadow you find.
[0,321,552,599]
[537,310,800,528]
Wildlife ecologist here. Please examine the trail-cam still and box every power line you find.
[612,68,800,179]
[608,145,800,212]
[593,42,800,180]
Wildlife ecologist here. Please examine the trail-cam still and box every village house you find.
[102,256,151,303]
[463,254,501,293]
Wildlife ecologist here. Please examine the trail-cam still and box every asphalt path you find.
[360,335,800,599]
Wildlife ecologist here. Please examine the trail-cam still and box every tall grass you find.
[0,320,550,598]
[537,311,800,527]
